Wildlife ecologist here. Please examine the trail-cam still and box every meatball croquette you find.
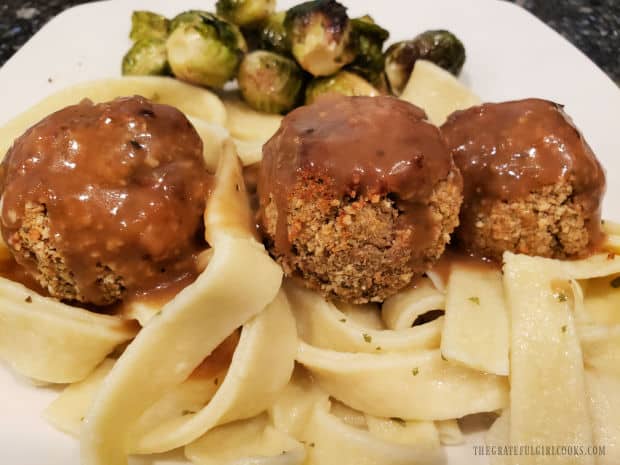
[259,95,463,303]
[0,96,211,305]
[441,98,606,260]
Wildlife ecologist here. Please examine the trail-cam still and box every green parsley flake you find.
[412,367,419,376]
[556,292,568,302]
[363,333,372,343]
[468,296,480,305]
[339,318,347,323]
[561,325,567,333]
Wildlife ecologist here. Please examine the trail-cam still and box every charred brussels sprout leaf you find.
[216,0,276,27]
[284,0,355,77]
[130,11,170,42]
[122,38,170,76]
[166,11,247,88]
[305,71,379,104]
[346,15,389,89]
[385,29,466,95]
[238,51,305,113]
[258,12,290,55]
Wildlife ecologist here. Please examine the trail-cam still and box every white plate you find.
[0,1,618,464]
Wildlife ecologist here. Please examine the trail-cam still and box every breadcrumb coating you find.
[457,181,595,260]
[8,203,125,304]
[263,171,462,303]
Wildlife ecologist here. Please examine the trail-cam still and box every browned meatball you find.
[441,99,606,260]
[0,96,212,305]
[258,95,463,303]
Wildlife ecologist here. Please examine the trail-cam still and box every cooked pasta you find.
[0,71,618,465]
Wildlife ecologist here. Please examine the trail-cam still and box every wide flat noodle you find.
[287,284,441,353]
[578,274,620,325]
[187,116,264,170]
[130,290,297,454]
[400,59,481,125]
[81,150,283,465]
[364,415,440,448]
[222,95,282,143]
[381,277,446,330]
[44,359,115,436]
[302,403,443,465]
[0,278,137,383]
[442,263,509,375]
[0,76,227,156]
[486,411,510,465]
[580,324,620,378]
[296,342,508,420]
[268,367,330,438]
[435,419,464,446]
[585,371,620,464]
[503,252,594,465]
[185,414,305,465]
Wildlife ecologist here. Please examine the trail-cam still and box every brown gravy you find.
[259,94,460,261]
[441,99,606,248]
[0,96,212,306]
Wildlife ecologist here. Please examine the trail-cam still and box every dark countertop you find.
[1,0,619,83]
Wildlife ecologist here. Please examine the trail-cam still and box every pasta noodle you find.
[44,359,115,436]
[400,60,481,125]
[365,415,441,448]
[381,277,446,330]
[0,72,618,465]
[441,263,509,375]
[222,96,283,143]
[0,278,137,383]
[503,252,594,465]
[435,420,464,446]
[301,403,443,465]
[287,283,442,353]
[296,342,509,420]
[130,290,297,454]
[185,414,305,465]
[81,150,284,465]
[585,371,620,464]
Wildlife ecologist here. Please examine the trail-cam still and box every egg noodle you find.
[0,64,618,465]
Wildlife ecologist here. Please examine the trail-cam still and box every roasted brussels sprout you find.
[258,12,289,55]
[305,71,379,104]
[238,51,305,113]
[166,10,247,88]
[385,29,466,95]
[284,0,355,77]
[122,38,169,76]
[216,0,276,27]
[346,15,389,89]
[129,11,170,42]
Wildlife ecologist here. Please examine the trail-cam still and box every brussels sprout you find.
[129,11,170,42]
[216,0,276,27]
[122,38,169,76]
[346,15,389,89]
[284,0,355,77]
[238,51,305,113]
[258,12,290,55]
[385,30,466,96]
[166,11,247,88]
[305,71,379,104]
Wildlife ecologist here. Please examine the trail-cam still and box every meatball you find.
[441,98,606,260]
[258,95,463,303]
[0,96,211,306]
